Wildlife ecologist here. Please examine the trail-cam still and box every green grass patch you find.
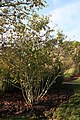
[52,83,80,120]
[53,93,80,120]
[73,84,80,93]
[71,77,80,84]
[64,68,75,78]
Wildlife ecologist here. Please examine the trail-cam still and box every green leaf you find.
[24,6,27,10]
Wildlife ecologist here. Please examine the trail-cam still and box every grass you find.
[64,68,75,78]
[52,83,80,120]
[53,93,80,120]
[73,84,80,93]
[71,77,80,84]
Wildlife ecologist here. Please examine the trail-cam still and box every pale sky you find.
[40,0,80,41]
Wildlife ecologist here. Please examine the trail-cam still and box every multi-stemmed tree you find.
[0,0,64,105]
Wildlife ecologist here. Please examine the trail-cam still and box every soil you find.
[0,83,74,119]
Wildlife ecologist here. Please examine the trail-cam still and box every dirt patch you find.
[0,84,74,119]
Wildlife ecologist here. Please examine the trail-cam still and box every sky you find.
[40,0,80,41]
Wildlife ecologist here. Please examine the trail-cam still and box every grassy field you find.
[64,68,75,78]
[52,67,80,120]
[52,83,80,120]
[71,77,80,84]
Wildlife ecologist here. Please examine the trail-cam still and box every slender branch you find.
[37,71,62,100]
[20,82,29,105]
